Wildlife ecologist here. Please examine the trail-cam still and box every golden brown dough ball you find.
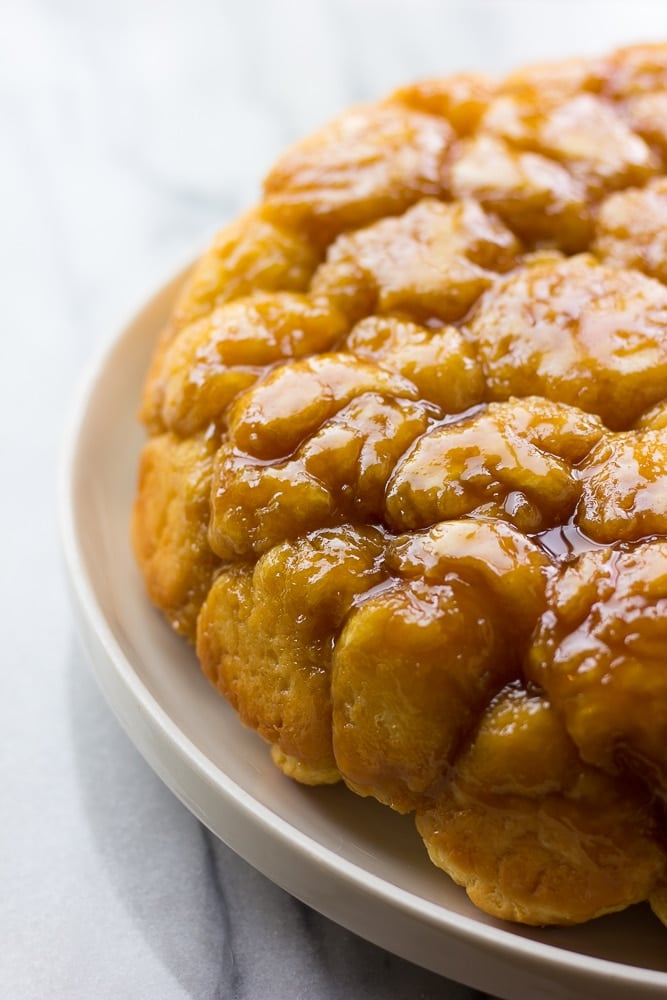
[577,427,667,542]
[417,684,665,926]
[311,196,521,324]
[468,253,667,429]
[529,541,667,797]
[345,315,484,413]
[332,575,504,812]
[154,293,348,436]
[197,525,386,784]
[332,520,550,813]
[385,396,603,533]
[594,178,667,283]
[480,91,658,196]
[263,104,454,243]
[448,134,591,251]
[225,351,420,459]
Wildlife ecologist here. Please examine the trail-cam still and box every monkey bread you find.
[132,42,667,928]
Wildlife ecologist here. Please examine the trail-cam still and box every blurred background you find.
[4,2,667,998]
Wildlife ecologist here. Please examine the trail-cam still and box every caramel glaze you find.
[132,42,667,928]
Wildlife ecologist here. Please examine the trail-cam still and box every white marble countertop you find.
[5,2,667,997]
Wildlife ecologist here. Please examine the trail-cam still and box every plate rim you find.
[59,265,667,997]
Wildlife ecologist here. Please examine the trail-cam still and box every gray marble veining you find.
[4,1,667,996]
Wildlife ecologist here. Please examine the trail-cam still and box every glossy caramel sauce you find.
[133,43,667,929]
[532,520,608,561]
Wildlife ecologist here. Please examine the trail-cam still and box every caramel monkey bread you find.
[133,42,667,929]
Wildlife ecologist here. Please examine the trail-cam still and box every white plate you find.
[60,269,667,1000]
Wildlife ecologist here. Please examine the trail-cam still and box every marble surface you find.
[5,1,667,997]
